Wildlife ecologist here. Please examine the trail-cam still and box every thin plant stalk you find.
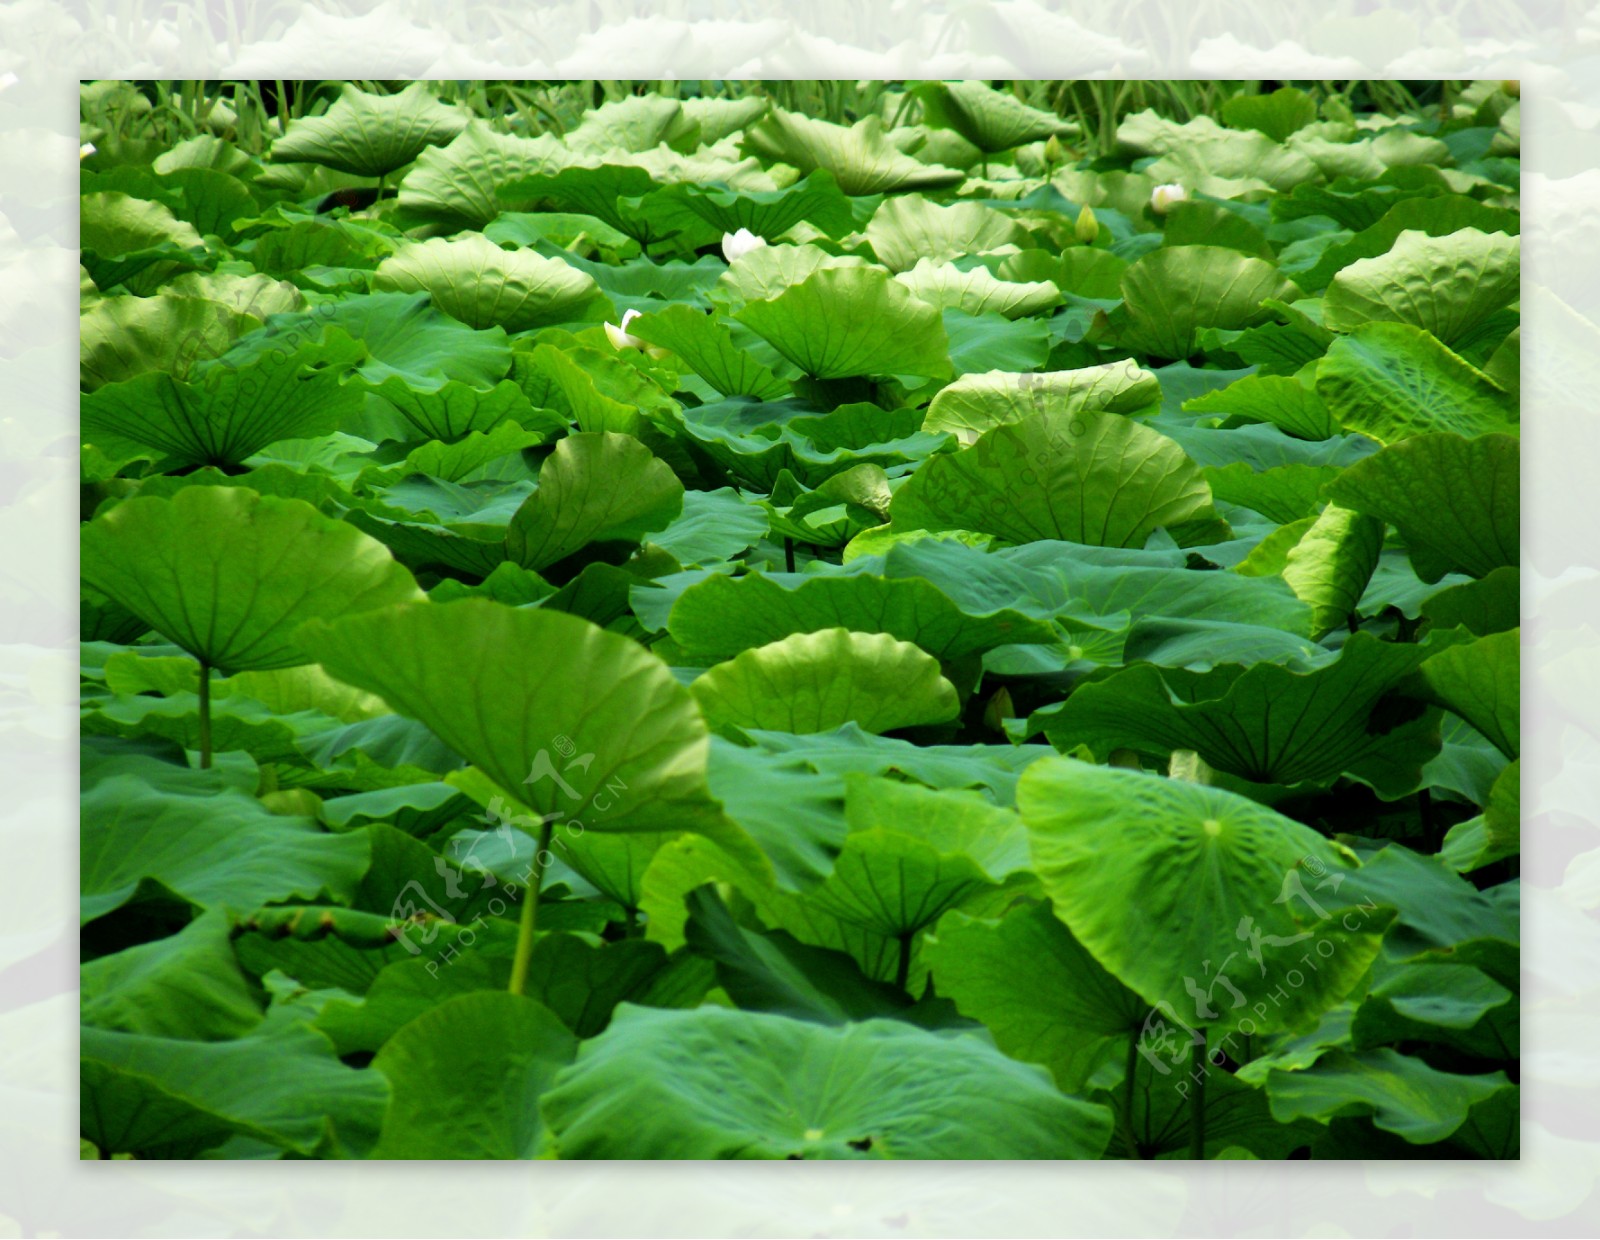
[507,818,555,996]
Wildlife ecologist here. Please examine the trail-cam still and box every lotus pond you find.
[79,79,1520,1160]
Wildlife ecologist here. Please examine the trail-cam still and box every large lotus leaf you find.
[1297,195,1520,293]
[735,265,950,382]
[302,600,729,844]
[713,242,866,311]
[1280,504,1386,639]
[799,774,1033,939]
[1421,567,1519,639]
[372,374,560,442]
[565,95,695,155]
[80,325,365,467]
[690,628,959,736]
[1350,962,1516,1060]
[80,294,264,392]
[498,164,670,244]
[1408,628,1519,759]
[1115,246,1300,361]
[81,758,370,924]
[1323,433,1519,582]
[514,341,676,436]
[926,902,1146,1093]
[918,80,1077,153]
[504,432,682,572]
[1222,87,1318,143]
[742,108,963,196]
[889,411,1213,550]
[1033,631,1456,792]
[541,1003,1113,1159]
[864,194,1028,274]
[894,260,1059,320]
[81,1017,387,1159]
[1323,228,1520,344]
[923,361,1160,446]
[1203,462,1339,524]
[1182,373,1337,441]
[80,190,207,293]
[372,235,602,333]
[664,568,1058,663]
[399,421,544,483]
[638,169,857,243]
[1018,760,1384,1034]
[164,271,309,320]
[1264,1048,1511,1144]
[272,82,468,177]
[398,122,572,231]
[218,292,511,392]
[81,909,263,1041]
[368,992,576,1159]
[1315,322,1517,443]
[649,488,771,568]
[80,487,422,673]
[626,303,788,400]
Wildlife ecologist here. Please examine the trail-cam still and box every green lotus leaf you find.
[372,235,602,333]
[864,194,1028,273]
[795,773,1031,941]
[81,752,371,924]
[565,94,696,154]
[890,410,1213,549]
[923,361,1160,446]
[1264,1048,1512,1144]
[1350,963,1515,1060]
[398,121,572,231]
[242,216,397,280]
[1408,628,1519,759]
[302,599,729,842]
[647,488,771,568]
[735,265,950,381]
[220,292,511,392]
[157,167,256,243]
[626,303,789,399]
[743,108,964,196]
[400,421,544,483]
[638,169,857,243]
[80,325,366,467]
[1297,195,1520,293]
[894,259,1059,319]
[80,190,207,293]
[81,487,422,673]
[1032,630,1457,792]
[1143,133,1320,197]
[498,164,673,245]
[82,1016,386,1159]
[1018,760,1383,1033]
[1280,503,1386,639]
[1204,461,1341,524]
[1315,323,1516,443]
[663,567,1058,663]
[540,1003,1113,1158]
[1159,199,1273,258]
[1323,433,1519,581]
[373,374,560,442]
[690,628,959,735]
[505,431,682,572]
[1421,567,1519,638]
[1182,373,1337,441]
[713,241,867,310]
[926,902,1146,1093]
[368,992,576,1159]
[80,294,264,392]
[1221,87,1318,143]
[1323,228,1520,344]
[164,271,309,319]
[1114,245,1300,361]
[917,80,1078,154]
[271,82,468,177]
[82,909,262,1040]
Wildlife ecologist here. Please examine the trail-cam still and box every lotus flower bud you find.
[721,227,766,263]
[1150,183,1186,215]
[79,142,97,161]
[604,308,669,359]
[1074,203,1099,246]
[1043,134,1067,166]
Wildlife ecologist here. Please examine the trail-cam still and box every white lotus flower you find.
[721,227,766,263]
[604,308,668,359]
[604,307,648,351]
[79,142,96,161]
[1150,183,1187,215]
